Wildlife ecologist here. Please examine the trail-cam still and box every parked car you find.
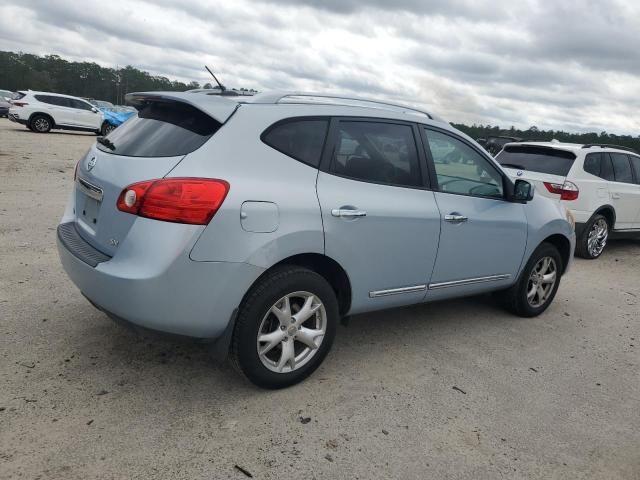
[8,90,104,134]
[496,142,640,259]
[0,89,14,117]
[57,92,575,388]
[97,106,136,136]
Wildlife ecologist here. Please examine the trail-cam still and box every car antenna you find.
[205,65,226,92]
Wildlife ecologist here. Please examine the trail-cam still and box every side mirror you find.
[91,107,99,113]
[513,179,534,203]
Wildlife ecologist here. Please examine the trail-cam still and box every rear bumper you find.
[57,221,264,339]
[8,113,26,124]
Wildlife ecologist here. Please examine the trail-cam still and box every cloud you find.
[0,0,638,134]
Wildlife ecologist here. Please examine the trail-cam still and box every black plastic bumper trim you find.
[57,222,111,267]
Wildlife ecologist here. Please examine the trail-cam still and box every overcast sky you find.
[1,0,639,134]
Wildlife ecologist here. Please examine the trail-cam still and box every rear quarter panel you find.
[174,105,325,267]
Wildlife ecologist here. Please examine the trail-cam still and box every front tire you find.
[30,114,52,133]
[576,214,609,259]
[501,243,563,317]
[230,266,338,389]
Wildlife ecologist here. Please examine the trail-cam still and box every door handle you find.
[444,213,468,224]
[611,193,621,199]
[331,208,367,218]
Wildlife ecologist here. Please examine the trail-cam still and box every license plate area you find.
[80,195,101,227]
[76,177,103,230]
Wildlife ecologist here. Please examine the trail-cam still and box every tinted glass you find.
[70,99,93,111]
[496,146,576,176]
[96,101,221,157]
[583,153,602,177]
[600,154,615,181]
[630,155,640,184]
[426,129,503,198]
[610,153,633,183]
[332,121,421,187]
[262,119,328,167]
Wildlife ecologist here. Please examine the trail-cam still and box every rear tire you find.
[30,114,52,133]
[230,266,338,389]
[576,214,609,259]
[501,243,563,317]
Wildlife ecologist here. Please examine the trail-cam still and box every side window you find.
[70,99,93,111]
[583,153,602,177]
[425,129,504,198]
[610,153,634,183]
[600,154,615,181]
[331,121,421,187]
[262,119,328,167]
[630,155,640,185]
[35,95,55,105]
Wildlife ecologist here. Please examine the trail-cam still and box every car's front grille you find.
[57,222,111,267]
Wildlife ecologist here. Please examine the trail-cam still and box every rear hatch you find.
[73,93,237,256]
[496,145,577,201]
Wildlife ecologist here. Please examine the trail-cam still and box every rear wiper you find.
[97,136,115,151]
[499,163,525,170]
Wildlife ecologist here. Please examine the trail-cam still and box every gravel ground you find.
[0,118,639,480]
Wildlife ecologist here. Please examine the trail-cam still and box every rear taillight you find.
[544,181,579,201]
[116,178,229,225]
[12,101,28,107]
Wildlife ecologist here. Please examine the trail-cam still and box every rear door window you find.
[331,121,422,187]
[262,119,328,167]
[629,155,640,185]
[583,153,602,177]
[600,154,615,181]
[610,153,634,183]
[96,101,221,157]
[496,146,576,176]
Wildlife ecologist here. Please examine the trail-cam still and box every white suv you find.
[496,142,640,258]
[8,90,106,134]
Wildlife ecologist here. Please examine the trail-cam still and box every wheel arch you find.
[540,234,571,274]
[593,205,616,229]
[28,112,55,128]
[245,253,352,316]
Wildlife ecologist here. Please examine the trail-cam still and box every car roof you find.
[502,141,638,156]
[127,90,449,126]
[22,90,93,102]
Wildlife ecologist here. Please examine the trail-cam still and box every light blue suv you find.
[57,92,576,388]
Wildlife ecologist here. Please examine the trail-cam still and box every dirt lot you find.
[0,119,639,479]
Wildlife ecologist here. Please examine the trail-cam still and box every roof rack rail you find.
[582,144,637,153]
[273,93,433,119]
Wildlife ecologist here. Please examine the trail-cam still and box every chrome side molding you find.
[369,284,427,298]
[429,274,511,290]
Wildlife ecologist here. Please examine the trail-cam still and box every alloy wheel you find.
[33,118,49,132]
[587,218,608,257]
[526,256,557,308]
[257,291,327,373]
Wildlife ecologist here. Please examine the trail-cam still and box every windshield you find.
[496,145,576,176]
[96,100,221,157]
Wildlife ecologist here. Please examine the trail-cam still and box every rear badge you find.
[108,238,119,247]
[87,156,97,171]
[516,170,523,176]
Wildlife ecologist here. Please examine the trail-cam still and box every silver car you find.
[57,92,576,388]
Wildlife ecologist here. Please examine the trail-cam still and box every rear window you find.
[97,101,221,157]
[496,146,576,176]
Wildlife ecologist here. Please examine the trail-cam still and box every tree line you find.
[453,123,640,153]
[1,50,638,151]
[0,51,255,105]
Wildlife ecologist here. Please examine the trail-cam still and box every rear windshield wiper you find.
[97,136,115,151]
[499,163,526,170]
